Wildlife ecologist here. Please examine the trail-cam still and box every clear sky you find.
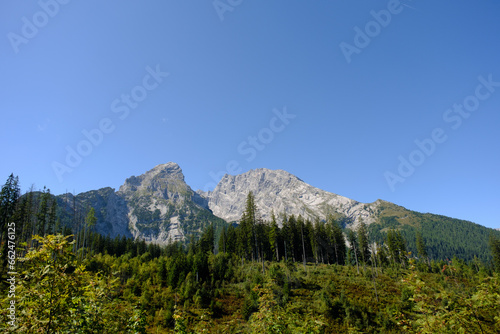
[1,1,499,229]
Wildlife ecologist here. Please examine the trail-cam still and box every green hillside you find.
[370,200,500,262]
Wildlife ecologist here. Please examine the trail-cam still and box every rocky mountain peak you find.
[207,167,378,226]
[109,162,215,244]
[118,162,187,200]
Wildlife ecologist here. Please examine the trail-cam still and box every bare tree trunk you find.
[353,243,360,275]
[275,241,279,262]
[284,241,288,262]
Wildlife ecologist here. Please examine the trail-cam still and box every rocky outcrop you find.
[56,164,380,243]
[57,187,132,239]
[204,168,378,227]
[116,162,223,244]
[57,163,224,244]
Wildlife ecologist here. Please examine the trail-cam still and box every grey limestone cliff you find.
[205,168,378,227]
[117,162,221,244]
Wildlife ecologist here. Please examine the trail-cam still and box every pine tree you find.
[328,216,346,265]
[357,220,370,266]
[0,174,21,240]
[416,230,429,265]
[0,174,21,281]
[288,215,299,262]
[83,207,97,258]
[238,210,252,261]
[281,213,290,262]
[268,211,280,262]
[305,219,316,263]
[386,229,399,267]
[314,220,328,264]
[489,234,500,272]
[225,224,237,256]
[387,229,407,268]
[199,224,214,255]
[37,187,49,236]
[238,192,260,261]
[47,198,57,235]
[299,216,307,270]
[219,225,227,254]
[347,229,360,274]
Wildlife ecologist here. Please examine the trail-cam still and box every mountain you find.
[56,163,225,245]
[204,168,378,226]
[117,162,224,244]
[56,187,131,239]
[368,200,499,261]
[47,163,499,261]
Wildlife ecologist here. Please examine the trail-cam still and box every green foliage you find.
[3,176,500,333]
[490,234,500,272]
[400,259,500,333]
[371,202,500,262]
[0,234,140,333]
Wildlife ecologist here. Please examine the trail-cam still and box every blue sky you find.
[1,0,499,229]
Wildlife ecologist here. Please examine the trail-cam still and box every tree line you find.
[217,192,432,273]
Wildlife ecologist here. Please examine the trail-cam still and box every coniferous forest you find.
[1,174,500,333]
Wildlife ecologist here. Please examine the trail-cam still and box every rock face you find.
[55,164,380,243]
[56,188,132,239]
[205,168,378,227]
[116,162,222,244]
[57,163,224,245]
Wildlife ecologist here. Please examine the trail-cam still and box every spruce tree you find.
[347,229,360,274]
[0,174,21,239]
[268,211,280,261]
[416,230,429,264]
[357,220,370,265]
[328,216,346,265]
[489,234,500,272]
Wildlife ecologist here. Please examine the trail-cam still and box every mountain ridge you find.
[47,162,499,261]
[203,167,378,227]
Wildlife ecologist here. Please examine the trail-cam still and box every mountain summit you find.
[53,162,498,261]
[204,168,377,226]
[116,162,217,243]
[57,163,223,245]
[59,164,378,244]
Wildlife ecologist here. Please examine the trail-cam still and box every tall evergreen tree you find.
[305,219,316,263]
[268,211,280,261]
[36,187,49,236]
[84,207,97,256]
[0,174,20,280]
[328,216,346,265]
[199,224,214,255]
[281,213,291,262]
[48,199,57,235]
[416,230,429,264]
[298,216,307,270]
[225,224,237,256]
[0,174,21,239]
[387,229,407,267]
[357,220,370,265]
[489,234,500,272]
[347,229,360,274]
[219,225,227,254]
[247,192,259,260]
[314,219,328,264]
[288,215,300,262]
